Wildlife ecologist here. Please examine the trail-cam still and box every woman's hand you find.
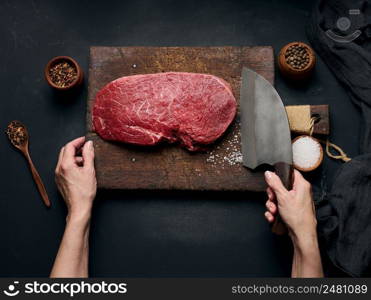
[264,169,323,277]
[55,136,97,221]
[264,170,317,244]
[51,137,96,278]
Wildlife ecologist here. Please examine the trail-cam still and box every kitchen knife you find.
[240,67,293,235]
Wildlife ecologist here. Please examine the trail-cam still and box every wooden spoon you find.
[6,121,51,207]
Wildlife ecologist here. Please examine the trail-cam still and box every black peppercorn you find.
[285,44,310,70]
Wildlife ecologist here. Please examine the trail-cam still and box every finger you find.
[292,169,311,192]
[265,171,289,198]
[264,211,275,223]
[266,187,275,202]
[292,169,304,190]
[63,137,86,164]
[56,147,65,172]
[75,156,84,166]
[265,200,277,215]
[82,140,95,169]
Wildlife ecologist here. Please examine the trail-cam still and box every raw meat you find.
[92,72,237,151]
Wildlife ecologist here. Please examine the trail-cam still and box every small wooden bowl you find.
[44,56,83,90]
[292,135,323,172]
[278,42,316,80]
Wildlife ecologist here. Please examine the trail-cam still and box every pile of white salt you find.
[292,136,322,170]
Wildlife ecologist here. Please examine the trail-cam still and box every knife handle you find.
[271,162,294,235]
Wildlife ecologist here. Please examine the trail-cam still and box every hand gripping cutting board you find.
[86,46,274,191]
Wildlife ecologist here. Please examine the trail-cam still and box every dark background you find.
[0,0,359,277]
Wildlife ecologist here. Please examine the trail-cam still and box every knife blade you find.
[240,67,293,235]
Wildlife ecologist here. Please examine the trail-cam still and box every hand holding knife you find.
[240,67,293,235]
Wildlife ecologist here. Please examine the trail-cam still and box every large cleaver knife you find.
[240,67,293,235]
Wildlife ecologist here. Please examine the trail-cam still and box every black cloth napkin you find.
[314,154,371,277]
[308,0,371,153]
[307,0,371,276]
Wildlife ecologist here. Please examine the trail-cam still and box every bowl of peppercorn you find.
[278,42,316,80]
[44,56,83,90]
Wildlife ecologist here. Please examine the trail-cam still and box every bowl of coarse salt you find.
[292,135,323,172]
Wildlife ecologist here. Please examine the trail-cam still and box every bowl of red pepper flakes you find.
[44,56,83,90]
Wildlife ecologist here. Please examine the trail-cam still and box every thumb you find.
[292,169,311,193]
[82,140,95,169]
[264,171,289,198]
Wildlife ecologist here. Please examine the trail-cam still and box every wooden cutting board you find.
[86,46,274,191]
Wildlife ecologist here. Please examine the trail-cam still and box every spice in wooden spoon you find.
[6,121,51,207]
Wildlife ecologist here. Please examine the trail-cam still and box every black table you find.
[0,0,358,277]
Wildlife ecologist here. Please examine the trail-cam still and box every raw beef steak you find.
[92,72,237,151]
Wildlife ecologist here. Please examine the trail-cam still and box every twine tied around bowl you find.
[287,105,351,162]
[309,116,351,163]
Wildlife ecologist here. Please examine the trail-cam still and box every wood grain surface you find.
[311,105,330,135]
[87,46,274,191]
